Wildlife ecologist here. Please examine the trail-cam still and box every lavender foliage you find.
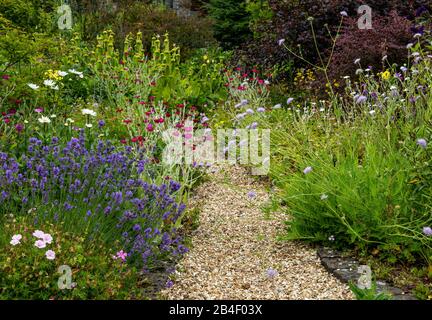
[0,132,187,270]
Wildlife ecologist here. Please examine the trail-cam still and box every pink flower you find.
[45,250,56,260]
[42,233,53,244]
[10,234,22,246]
[114,250,128,262]
[35,108,44,113]
[34,240,46,249]
[32,230,45,238]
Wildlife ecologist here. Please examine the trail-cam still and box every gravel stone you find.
[162,165,353,300]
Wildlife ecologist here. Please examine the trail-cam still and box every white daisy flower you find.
[28,83,40,90]
[38,116,51,124]
[81,109,97,117]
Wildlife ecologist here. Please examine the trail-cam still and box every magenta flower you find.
[114,250,128,262]
[15,123,24,133]
[34,108,44,113]
[146,123,154,132]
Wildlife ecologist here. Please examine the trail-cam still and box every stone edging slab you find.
[317,247,417,300]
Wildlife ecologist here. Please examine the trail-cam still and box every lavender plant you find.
[0,131,188,271]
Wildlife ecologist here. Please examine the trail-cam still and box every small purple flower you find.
[416,138,427,149]
[266,268,278,278]
[303,166,313,174]
[356,95,367,104]
[423,227,432,236]
[166,280,174,288]
[247,191,257,199]
[15,123,24,133]
[98,120,105,128]
[257,107,266,113]
[278,39,285,46]
[112,191,123,204]
[287,98,294,105]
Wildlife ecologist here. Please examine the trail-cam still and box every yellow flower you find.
[381,70,391,80]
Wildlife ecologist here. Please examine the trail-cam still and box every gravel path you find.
[162,165,353,300]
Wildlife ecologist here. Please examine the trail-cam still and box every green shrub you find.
[281,131,430,262]
[206,0,251,49]
[74,2,216,60]
[0,0,57,32]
